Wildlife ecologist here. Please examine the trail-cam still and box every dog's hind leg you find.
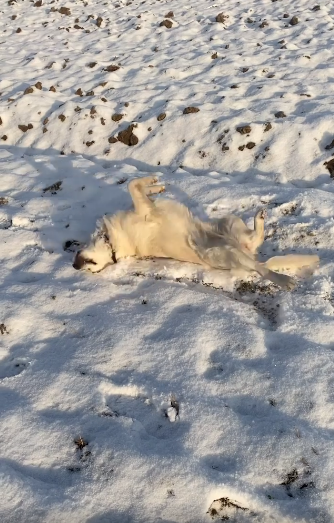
[246,209,266,254]
[146,184,165,196]
[192,241,295,290]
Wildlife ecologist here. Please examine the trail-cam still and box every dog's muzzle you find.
[73,251,85,270]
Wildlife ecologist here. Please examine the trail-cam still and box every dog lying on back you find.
[73,176,319,290]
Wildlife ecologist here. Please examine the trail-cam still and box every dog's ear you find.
[93,216,109,243]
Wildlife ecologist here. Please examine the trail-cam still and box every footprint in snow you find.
[103,394,181,440]
[0,357,31,380]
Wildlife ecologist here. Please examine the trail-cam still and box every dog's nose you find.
[73,252,85,270]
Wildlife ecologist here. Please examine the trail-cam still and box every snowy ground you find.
[1,0,334,522]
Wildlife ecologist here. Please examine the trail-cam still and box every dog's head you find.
[73,219,115,273]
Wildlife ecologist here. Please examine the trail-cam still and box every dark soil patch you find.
[117,124,138,146]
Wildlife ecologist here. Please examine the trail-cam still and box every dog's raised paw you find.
[258,208,267,220]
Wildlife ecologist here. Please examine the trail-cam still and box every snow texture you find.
[1,0,334,522]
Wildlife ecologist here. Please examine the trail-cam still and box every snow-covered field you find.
[1,0,334,521]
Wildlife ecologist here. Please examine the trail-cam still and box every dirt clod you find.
[157,112,166,121]
[160,19,173,28]
[104,65,120,72]
[236,125,251,134]
[59,7,71,16]
[24,87,34,95]
[112,114,123,122]
[290,16,299,25]
[216,13,228,24]
[183,107,200,114]
[18,124,33,132]
[246,142,256,149]
[117,124,138,146]
[275,111,286,118]
[324,158,334,178]
[43,181,62,194]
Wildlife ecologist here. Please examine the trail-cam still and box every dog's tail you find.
[264,254,319,272]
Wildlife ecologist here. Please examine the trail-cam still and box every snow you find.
[1,0,334,521]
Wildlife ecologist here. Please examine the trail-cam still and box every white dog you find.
[73,176,319,290]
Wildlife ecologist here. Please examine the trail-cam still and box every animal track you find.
[104,393,178,439]
[0,357,31,380]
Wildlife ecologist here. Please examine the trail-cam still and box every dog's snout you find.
[73,252,85,270]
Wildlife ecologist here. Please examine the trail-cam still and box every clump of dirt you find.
[43,181,62,194]
[0,323,8,335]
[236,125,251,134]
[324,158,334,178]
[165,11,174,18]
[246,142,256,149]
[281,202,298,215]
[183,106,200,114]
[23,86,34,95]
[290,16,299,25]
[0,197,9,205]
[96,16,103,27]
[112,114,123,122]
[157,112,166,121]
[49,86,56,92]
[74,436,88,450]
[59,7,71,15]
[103,64,120,72]
[18,124,33,132]
[58,114,66,122]
[160,19,173,28]
[117,124,138,146]
[216,13,229,24]
[264,122,272,132]
[75,88,83,96]
[275,111,286,118]
[207,497,248,520]
[35,81,42,90]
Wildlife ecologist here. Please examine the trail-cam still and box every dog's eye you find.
[84,259,97,265]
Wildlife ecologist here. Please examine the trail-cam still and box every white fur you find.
[73,176,319,290]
